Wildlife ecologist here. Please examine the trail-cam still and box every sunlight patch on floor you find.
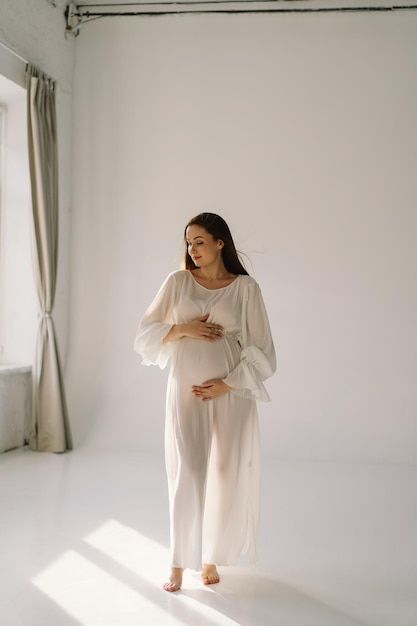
[31,549,183,626]
[84,519,170,586]
[84,519,244,625]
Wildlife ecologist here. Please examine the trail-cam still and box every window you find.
[0,74,37,366]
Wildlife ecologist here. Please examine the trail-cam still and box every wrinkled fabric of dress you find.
[134,270,276,570]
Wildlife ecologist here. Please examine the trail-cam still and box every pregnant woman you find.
[134,212,276,592]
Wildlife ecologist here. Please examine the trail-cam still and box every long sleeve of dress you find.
[133,273,177,369]
[223,281,276,402]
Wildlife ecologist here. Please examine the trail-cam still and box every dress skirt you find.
[166,334,261,570]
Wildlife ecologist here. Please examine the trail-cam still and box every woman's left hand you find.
[192,379,231,402]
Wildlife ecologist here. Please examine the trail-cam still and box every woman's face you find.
[186,225,224,268]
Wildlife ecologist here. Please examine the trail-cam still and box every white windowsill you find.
[0,364,31,374]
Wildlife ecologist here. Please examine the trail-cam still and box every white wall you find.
[69,13,417,463]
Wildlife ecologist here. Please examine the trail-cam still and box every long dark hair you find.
[184,213,249,275]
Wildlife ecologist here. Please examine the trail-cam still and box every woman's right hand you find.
[163,314,223,343]
[182,314,223,342]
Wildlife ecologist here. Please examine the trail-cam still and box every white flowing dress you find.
[134,270,276,570]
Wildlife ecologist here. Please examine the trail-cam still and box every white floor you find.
[0,447,416,626]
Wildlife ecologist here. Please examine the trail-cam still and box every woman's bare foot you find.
[201,564,220,585]
[163,567,183,592]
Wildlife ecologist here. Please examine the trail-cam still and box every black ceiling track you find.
[65,2,417,36]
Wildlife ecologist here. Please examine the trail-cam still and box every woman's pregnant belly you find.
[172,334,241,387]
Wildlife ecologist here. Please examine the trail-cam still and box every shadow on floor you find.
[170,567,371,626]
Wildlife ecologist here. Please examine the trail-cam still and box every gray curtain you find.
[26,64,72,453]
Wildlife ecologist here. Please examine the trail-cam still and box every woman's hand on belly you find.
[191,379,232,402]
